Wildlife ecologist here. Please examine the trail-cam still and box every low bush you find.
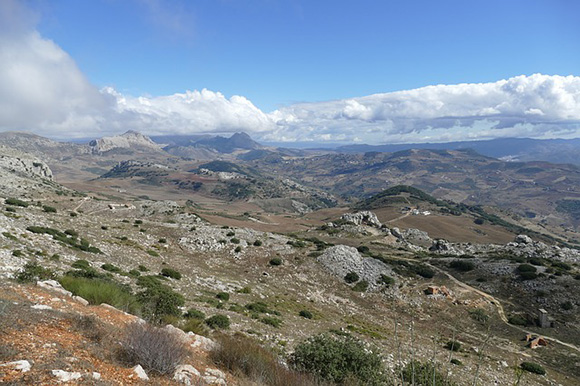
[181,318,207,335]
[261,316,282,328]
[400,360,456,385]
[14,262,55,283]
[216,292,230,301]
[138,264,149,272]
[205,314,230,329]
[118,322,189,375]
[290,333,386,385]
[136,278,185,322]
[561,301,573,311]
[449,260,475,272]
[269,258,282,266]
[234,246,242,253]
[444,340,461,351]
[147,249,159,257]
[517,264,537,273]
[519,271,538,280]
[59,275,140,314]
[42,205,57,213]
[299,310,313,319]
[378,274,395,286]
[253,240,262,246]
[552,261,572,271]
[230,237,240,244]
[352,280,369,292]
[5,198,28,207]
[508,314,528,326]
[450,358,462,366]
[184,308,205,320]
[469,308,489,324]
[101,263,122,273]
[520,361,546,375]
[160,268,182,280]
[210,334,321,386]
[344,271,359,284]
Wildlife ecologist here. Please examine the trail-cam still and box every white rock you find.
[0,360,31,372]
[174,364,201,385]
[203,375,227,385]
[52,369,82,382]
[205,368,226,379]
[92,372,101,380]
[31,304,52,310]
[73,295,89,306]
[132,364,149,381]
[500,361,509,368]
[165,324,190,343]
[37,280,72,297]
[189,332,217,351]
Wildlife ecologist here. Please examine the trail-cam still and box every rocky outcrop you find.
[341,211,382,228]
[89,130,162,154]
[317,245,395,291]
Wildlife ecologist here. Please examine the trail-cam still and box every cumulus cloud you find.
[267,74,580,143]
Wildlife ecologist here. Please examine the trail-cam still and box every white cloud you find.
[266,74,580,143]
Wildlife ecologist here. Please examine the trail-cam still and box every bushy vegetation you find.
[205,314,230,329]
[444,340,461,351]
[5,198,29,207]
[352,280,369,292]
[469,308,489,324]
[508,314,528,326]
[400,360,456,385]
[184,308,206,320]
[449,260,475,272]
[160,267,182,280]
[261,316,282,328]
[344,271,360,283]
[59,275,140,314]
[269,257,282,266]
[520,361,546,375]
[290,333,386,385]
[26,226,102,254]
[299,310,313,319]
[136,275,185,322]
[118,322,189,375]
[216,292,230,301]
[14,262,55,283]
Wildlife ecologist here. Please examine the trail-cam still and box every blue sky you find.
[37,0,579,112]
[1,0,579,143]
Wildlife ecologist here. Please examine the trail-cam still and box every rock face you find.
[341,211,382,228]
[317,245,395,291]
[89,130,162,154]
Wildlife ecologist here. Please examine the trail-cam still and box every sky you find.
[0,0,579,144]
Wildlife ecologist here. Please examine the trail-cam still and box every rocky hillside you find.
[89,130,163,154]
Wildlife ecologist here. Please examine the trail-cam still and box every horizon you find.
[0,1,579,144]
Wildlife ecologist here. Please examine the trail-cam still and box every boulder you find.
[340,211,382,228]
[132,364,149,381]
[52,370,82,382]
[37,280,72,297]
[174,364,201,385]
[515,234,533,244]
[0,360,31,372]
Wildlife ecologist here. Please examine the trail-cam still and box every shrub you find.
[378,274,395,286]
[101,263,122,273]
[508,314,528,326]
[352,280,369,292]
[528,257,544,266]
[474,218,484,225]
[519,271,538,280]
[400,360,456,386]
[181,318,207,335]
[261,316,282,328]
[449,260,475,272]
[134,220,143,225]
[12,249,23,257]
[520,361,546,375]
[344,271,360,284]
[561,301,573,311]
[128,269,141,277]
[450,358,462,366]
[413,264,436,278]
[552,261,572,271]
[226,231,235,237]
[138,264,149,272]
[469,308,489,323]
[147,249,159,257]
[269,258,282,266]
[245,302,270,314]
[210,334,320,386]
[444,340,461,351]
[184,308,205,320]
[216,292,230,301]
[118,322,188,375]
[137,279,185,322]
[234,246,242,253]
[42,205,57,213]
[230,237,240,244]
[290,333,385,385]
[253,240,262,246]
[14,262,55,283]
[160,268,181,280]
[517,264,537,273]
[299,310,313,319]
[205,314,230,329]
[59,275,140,314]
[5,198,28,207]
[158,238,167,244]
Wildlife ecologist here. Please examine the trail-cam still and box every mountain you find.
[88,130,162,154]
[161,132,263,157]
[336,137,580,166]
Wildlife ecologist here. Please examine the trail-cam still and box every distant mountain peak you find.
[89,131,161,154]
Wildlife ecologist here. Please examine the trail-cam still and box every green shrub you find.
[138,264,149,272]
[400,360,456,385]
[299,310,313,319]
[216,292,230,301]
[134,220,143,225]
[72,259,91,269]
[528,257,544,266]
[352,280,369,292]
[261,316,282,328]
[552,261,572,271]
[12,249,24,257]
[230,237,240,244]
[269,258,282,266]
[450,358,462,366]
[469,308,489,323]
[234,246,242,253]
[101,263,122,273]
[344,271,359,284]
[519,271,538,280]
[449,260,475,272]
[181,318,207,335]
[59,275,140,314]
[237,286,251,294]
[444,340,461,351]
[290,333,386,385]
[473,218,484,225]
[508,314,528,326]
[5,198,28,207]
[42,205,57,213]
[517,264,537,273]
[14,262,55,283]
[253,240,262,246]
[160,268,181,280]
[520,361,546,375]
[147,249,159,257]
[226,231,235,237]
[137,284,185,322]
[2,232,17,241]
[245,302,270,314]
[158,238,167,244]
[378,274,395,286]
[413,264,436,278]
[184,308,206,320]
[205,314,230,329]
[561,301,573,311]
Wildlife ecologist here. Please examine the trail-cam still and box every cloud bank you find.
[0,0,579,143]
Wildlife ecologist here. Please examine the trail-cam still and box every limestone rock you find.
[0,360,31,373]
[340,211,382,228]
[52,370,82,382]
[174,364,201,385]
[515,234,533,244]
[132,364,149,381]
[37,280,72,297]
